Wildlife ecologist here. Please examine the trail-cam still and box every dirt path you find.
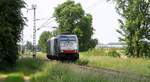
[0,75,30,82]
[0,75,7,82]
[24,76,30,82]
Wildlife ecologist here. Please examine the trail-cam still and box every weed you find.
[31,62,147,82]
[76,59,89,65]
[107,50,120,57]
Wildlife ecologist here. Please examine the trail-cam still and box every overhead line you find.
[36,17,55,31]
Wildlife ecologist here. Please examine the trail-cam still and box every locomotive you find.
[47,34,79,61]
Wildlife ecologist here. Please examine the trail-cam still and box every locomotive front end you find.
[58,35,79,60]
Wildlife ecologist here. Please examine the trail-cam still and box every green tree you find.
[25,41,33,51]
[0,0,25,69]
[38,31,53,52]
[54,0,97,51]
[112,0,150,57]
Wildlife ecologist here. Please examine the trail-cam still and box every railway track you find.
[43,58,150,82]
[76,64,150,82]
[22,56,150,82]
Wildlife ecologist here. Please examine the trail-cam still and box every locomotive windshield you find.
[59,35,78,50]
[59,36,76,41]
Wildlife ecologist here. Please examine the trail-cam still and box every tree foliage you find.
[25,41,33,51]
[54,0,98,51]
[0,0,25,69]
[113,0,150,57]
[38,31,53,52]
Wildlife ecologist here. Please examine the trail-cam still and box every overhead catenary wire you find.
[26,1,55,58]
[26,0,103,58]
[36,17,55,31]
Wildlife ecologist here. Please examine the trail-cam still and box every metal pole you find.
[21,31,24,55]
[32,5,36,58]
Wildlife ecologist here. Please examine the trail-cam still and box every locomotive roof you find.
[57,34,77,37]
[48,35,77,41]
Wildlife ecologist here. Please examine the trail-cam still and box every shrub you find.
[107,50,120,57]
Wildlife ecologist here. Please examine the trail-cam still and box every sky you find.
[22,0,121,44]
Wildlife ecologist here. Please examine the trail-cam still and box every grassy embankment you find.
[0,57,45,82]
[0,49,150,82]
[4,73,24,82]
[79,49,150,76]
[0,57,140,82]
[30,51,150,82]
[31,61,142,82]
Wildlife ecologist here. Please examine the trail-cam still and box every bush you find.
[107,50,120,57]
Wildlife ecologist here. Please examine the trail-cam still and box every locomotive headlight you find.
[61,50,64,53]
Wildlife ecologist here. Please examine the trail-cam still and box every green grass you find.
[4,73,24,82]
[1,50,150,82]
[0,57,45,76]
[80,49,150,76]
[81,48,122,56]
[16,57,45,75]
[31,62,141,82]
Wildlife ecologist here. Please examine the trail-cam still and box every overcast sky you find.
[22,0,121,44]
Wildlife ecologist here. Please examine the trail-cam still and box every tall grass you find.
[80,48,122,57]
[80,49,150,76]
[1,49,150,82]
[0,57,45,76]
[16,57,45,76]
[31,62,145,82]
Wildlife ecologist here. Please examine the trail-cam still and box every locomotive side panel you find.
[50,38,55,56]
[47,37,57,57]
[47,40,51,55]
